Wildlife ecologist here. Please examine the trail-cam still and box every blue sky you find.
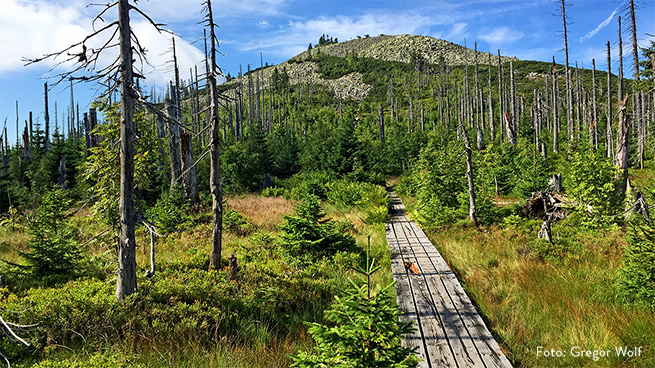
[0,0,653,147]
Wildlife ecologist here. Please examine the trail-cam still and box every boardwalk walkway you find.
[386,192,513,368]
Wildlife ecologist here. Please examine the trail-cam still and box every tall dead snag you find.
[606,41,614,159]
[487,53,495,141]
[44,82,50,150]
[627,0,644,168]
[497,50,504,143]
[166,95,182,188]
[615,16,630,189]
[559,0,575,145]
[378,105,385,144]
[591,59,599,150]
[181,132,200,204]
[552,56,560,153]
[460,125,477,225]
[115,0,137,300]
[25,0,170,300]
[204,0,223,270]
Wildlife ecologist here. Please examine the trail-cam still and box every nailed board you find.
[386,192,513,368]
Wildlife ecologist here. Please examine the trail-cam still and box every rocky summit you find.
[226,34,518,101]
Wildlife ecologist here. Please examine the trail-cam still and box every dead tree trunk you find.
[181,132,200,204]
[488,52,495,141]
[116,0,137,300]
[497,50,504,143]
[591,59,599,150]
[378,105,385,144]
[44,82,50,151]
[552,56,560,153]
[606,41,614,159]
[461,126,477,225]
[166,96,182,188]
[559,0,574,145]
[615,16,629,190]
[206,0,223,270]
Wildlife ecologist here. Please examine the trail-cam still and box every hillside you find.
[224,34,519,101]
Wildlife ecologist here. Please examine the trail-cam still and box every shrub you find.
[279,195,356,259]
[223,206,255,236]
[617,223,655,310]
[145,185,190,233]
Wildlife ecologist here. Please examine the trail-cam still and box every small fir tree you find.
[291,238,419,367]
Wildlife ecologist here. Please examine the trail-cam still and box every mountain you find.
[224,34,519,101]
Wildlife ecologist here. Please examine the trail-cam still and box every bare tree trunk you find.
[44,82,50,151]
[592,59,599,150]
[181,133,200,204]
[206,0,223,270]
[116,0,137,301]
[378,105,385,144]
[552,56,560,153]
[488,53,494,141]
[615,16,629,188]
[497,50,504,143]
[461,126,477,225]
[166,96,182,188]
[510,59,518,133]
[606,41,614,159]
[560,0,574,146]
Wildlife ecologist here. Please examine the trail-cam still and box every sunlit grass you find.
[425,224,655,367]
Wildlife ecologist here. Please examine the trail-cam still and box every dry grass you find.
[227,194,295,231]
[425,224,655,367]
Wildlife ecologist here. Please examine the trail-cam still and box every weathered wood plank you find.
[386,192,513,368]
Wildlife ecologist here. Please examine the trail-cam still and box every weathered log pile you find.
[519,191,569,222]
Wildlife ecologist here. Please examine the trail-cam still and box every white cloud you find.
[136,0,290,23]
[478,26,524,44]
[238,12,442,57]
[1,0,204,87]
[580,8,617,42]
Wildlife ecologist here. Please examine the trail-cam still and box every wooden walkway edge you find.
[386,191,513,368]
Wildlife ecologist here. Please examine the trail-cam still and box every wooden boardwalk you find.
[386,192,513,368]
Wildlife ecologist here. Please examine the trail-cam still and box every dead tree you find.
[461,125,477,225]
[378,105,385,144]
[181,132,200,204]
[25,0,171,300]
[606,41,614,159]
[591,59,599,150]
[558,0,575,145]
[44,82,50,150]
[166,96,182,188]
[488,52,495,141]
[615,16,630,190]
[204,0,224,270]
[497,50,504,143]
[552,56,560,153]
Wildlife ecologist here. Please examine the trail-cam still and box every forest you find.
[0,0,654,367]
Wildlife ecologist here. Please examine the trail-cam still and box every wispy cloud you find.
[478,26,524,44]
[237,12,445,57]
[580,8,617,42]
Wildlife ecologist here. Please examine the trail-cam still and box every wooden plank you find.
[402,213,512,368]
[396,216,483,368]
[385,193,513,368]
